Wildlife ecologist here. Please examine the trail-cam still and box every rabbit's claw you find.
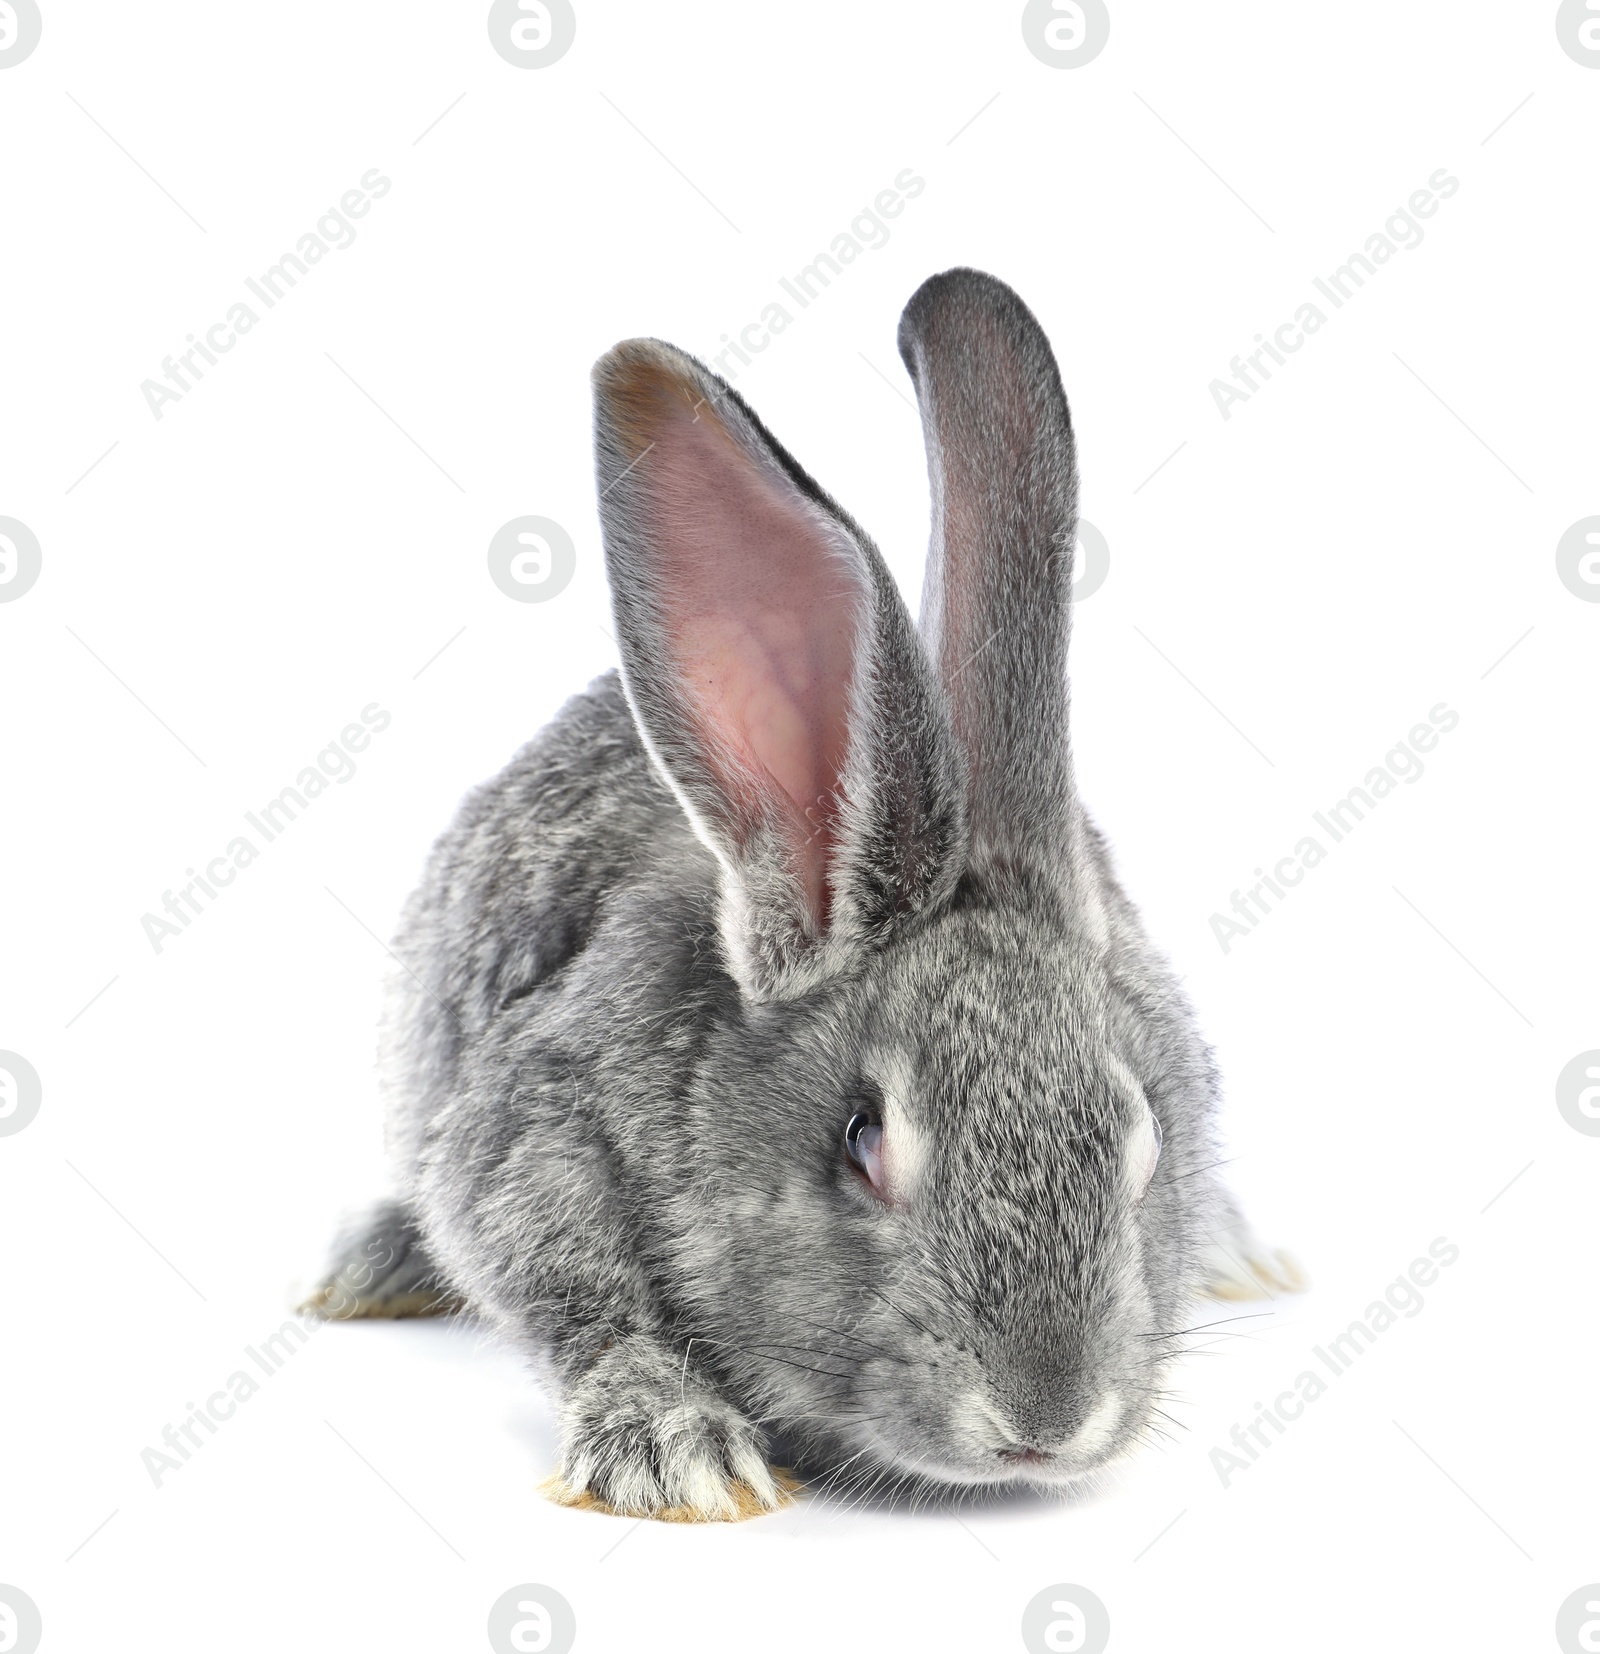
[541,1464,800,1523]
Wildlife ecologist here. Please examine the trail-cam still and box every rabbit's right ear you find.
[592,342,965,1003]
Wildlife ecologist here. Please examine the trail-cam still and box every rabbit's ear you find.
[593,341,964,1002]
[898,269,1080,881]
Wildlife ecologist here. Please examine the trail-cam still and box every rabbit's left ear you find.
[899,269,1081,885]
[592,341,964,1002]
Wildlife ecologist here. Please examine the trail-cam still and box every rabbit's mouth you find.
[850,1385,1144,1491]
[860,1435,1122,1493]
[997,1445,1055,1468]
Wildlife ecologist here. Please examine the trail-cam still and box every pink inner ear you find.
[647,398,863,926]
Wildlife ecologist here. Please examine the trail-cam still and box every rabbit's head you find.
[592,269,1216,1492]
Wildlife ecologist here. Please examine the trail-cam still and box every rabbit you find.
[302,267,1303,1522]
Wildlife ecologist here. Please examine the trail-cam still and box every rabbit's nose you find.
[978,1381,1125,1462]
[971,1389,1074,1457]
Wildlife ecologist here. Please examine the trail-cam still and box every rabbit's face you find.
[689,896,1203,1494]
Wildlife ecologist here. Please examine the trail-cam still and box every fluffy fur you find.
[306,269,1297,1520]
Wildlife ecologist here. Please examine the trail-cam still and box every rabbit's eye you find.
[844,1108,888,1198]
[1137,1112,1163,1198]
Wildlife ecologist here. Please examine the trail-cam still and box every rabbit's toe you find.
[1201,1230,1309,1301]
[547,1346,795,1522]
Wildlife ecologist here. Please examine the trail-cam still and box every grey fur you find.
[311,269,1250,1514]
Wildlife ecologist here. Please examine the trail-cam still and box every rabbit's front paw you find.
[544,1340,795,1522]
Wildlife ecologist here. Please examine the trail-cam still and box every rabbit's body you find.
[309,269,1301,1520]
[378,667,698,1192]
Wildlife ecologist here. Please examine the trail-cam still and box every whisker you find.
[1166,1156,1238,1183]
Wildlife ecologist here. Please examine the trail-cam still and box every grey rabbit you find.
[305,268,1303,1521]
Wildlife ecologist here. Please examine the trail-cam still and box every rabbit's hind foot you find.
[1200,1226,1309,1302]
[298,1197,462,1321]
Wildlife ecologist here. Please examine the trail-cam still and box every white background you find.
[2,3,1596,1650]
